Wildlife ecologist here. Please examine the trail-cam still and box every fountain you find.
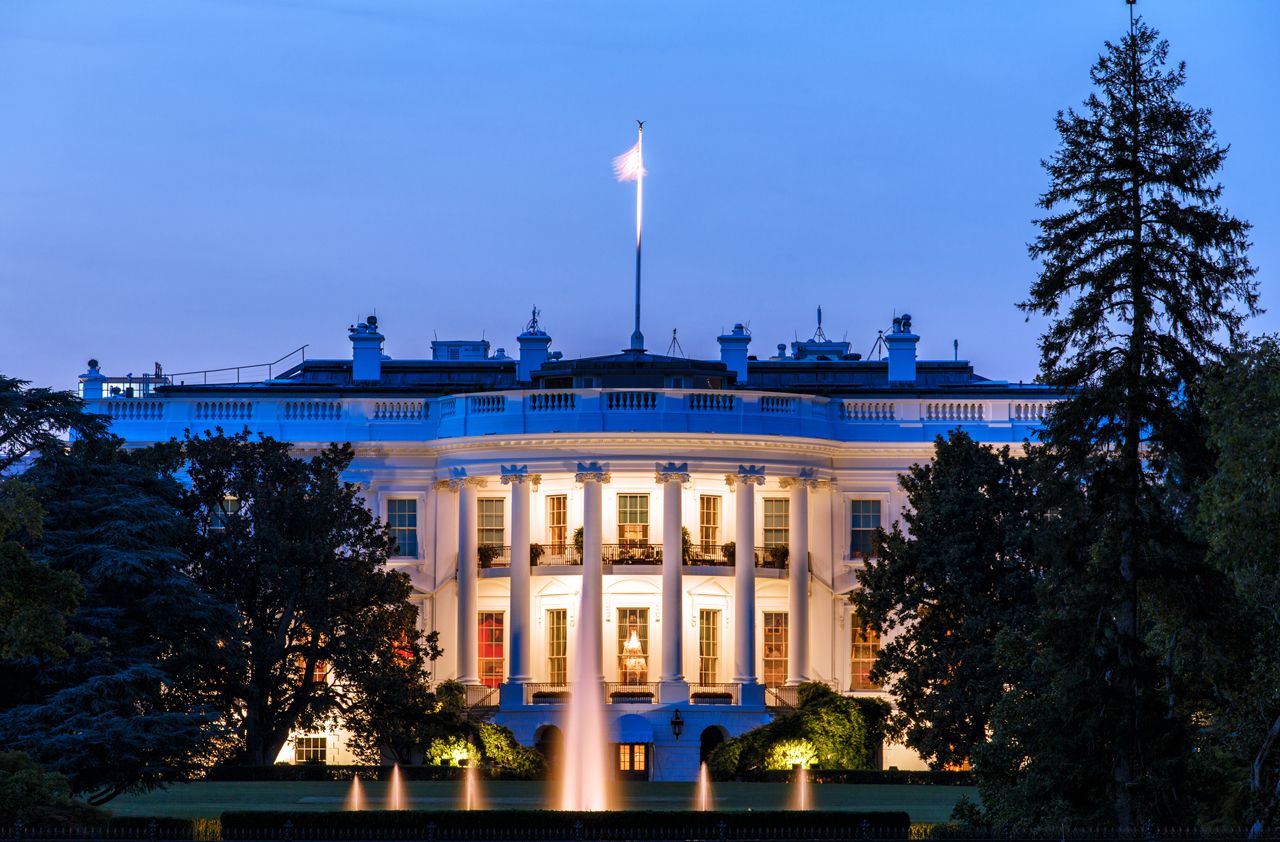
[388,763,409,810]
[462,763,485,811]
[793,764,810,811]
[346,773,366,811]
[557,539,612,810]
[695,762,714,812]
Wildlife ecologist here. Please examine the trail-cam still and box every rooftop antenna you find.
[812,305,829,342]
[666,328,685,358]
[525,306,542,333]
[869,329,887,361]
[953,339,959,361]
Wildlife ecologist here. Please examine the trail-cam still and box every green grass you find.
[108,780,974,824]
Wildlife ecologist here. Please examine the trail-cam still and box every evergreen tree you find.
[0,375,105,473]
[0,478,81,661]
[178,430,422,766]
[1018,17,1257,824]
[853,432,1066,770]
[0,436,234,804]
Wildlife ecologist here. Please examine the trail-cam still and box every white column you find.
[657,463,689,703]
[576,463,609,684]
[786,478,811,686]
[455,477,481,685]
[730,466,765,703]
[502,466,537,706]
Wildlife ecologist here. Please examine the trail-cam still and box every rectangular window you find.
[763,498,790,548]
[386,499,418,558]
[699,609,720,685]
[547,495,568,551]
[210,496,240,531]
[309,659,330,684]
[294,736,327,764]
[851,614,882,691]
[699,496,720,554]
[763,612,788,688]
[478,498,505,548]
[547,608,568,685]
[616,607,649,684]
[478,611,505,689]
[849,500,883,559]
[617,494,649,547]
[617,743,647,775]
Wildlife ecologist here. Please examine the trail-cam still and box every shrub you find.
[477,722,545,779]
[0,751,102,825]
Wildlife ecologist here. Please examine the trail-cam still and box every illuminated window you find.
[616,608,649,684]
[763,498,789,548]
[294,736,327,764]
[850,500,882,559]
[851,615,881,690]
[699,609,720,685]
[547,608,567,685]
[617,743,647,773]
[478,611,505,689]
[617,495,649,547]
[386,499,418,558]
[547,495,568,551]
[211,496,241,531]
[309,659,329,684]
[699,496,720,553]
[763,612,788,688]
[478,498,505,547]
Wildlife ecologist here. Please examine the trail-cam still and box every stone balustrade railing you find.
[89,387,1059,445]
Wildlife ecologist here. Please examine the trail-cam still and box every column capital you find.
[779,468,832,490]
[725,464,766,489]
[500,464,541,488]
[434,469,487,491]
[574,461,611,484]
[654,461,690,484]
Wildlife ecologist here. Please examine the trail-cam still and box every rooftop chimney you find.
[717,324,752,385]
[517,307,552,383]
[79,359,106,400]
[885,313,919,385]
[349,316,384,382]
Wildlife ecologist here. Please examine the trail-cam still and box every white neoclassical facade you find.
[82,311,1057,781]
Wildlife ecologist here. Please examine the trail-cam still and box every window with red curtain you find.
[478,612,505,689]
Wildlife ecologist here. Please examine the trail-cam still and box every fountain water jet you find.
[696,762,714,812]
[346,773,366,811]
[793,764,810,811]
[558,502,612,811]
[388,763,408,810]
[462,763,485,811]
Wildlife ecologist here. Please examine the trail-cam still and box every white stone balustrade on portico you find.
[90,388,1058,447]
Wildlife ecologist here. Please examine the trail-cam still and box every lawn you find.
[107,780,975,824]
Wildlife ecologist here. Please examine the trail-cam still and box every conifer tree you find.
[1018,17,1256,825]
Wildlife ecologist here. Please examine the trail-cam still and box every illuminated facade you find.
[83,310,1057,780]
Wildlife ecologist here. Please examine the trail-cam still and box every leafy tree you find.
[0,436,233,805]
[0,478,81,661]
[344,630,443,766]
[178,430,421,766]
[0,375,105,473]
[1197,339,1280,829]
[853,432,1065,770]
[1016,17,1256,825]
[0,751,100,825]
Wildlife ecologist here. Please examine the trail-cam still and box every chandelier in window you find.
[622,623,646,684]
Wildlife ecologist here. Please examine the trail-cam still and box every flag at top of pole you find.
[615,121,646,352]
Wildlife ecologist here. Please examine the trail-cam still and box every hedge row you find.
[204,765,971,786]
[220,810,912,838]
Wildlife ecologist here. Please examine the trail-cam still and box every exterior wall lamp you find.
[670,709,685,740]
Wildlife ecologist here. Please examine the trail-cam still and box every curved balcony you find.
[477,542,792,572]
[90,388,1057,446]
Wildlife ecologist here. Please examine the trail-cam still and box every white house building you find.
[80,309,1057,781]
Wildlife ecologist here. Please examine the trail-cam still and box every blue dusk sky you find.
[1,1,1277,389]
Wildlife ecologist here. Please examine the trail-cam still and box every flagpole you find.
[630,121,645,352]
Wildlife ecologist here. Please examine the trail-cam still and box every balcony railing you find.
[477,545,511,568]
[606,681,658,703]
[690,683,739,705]
[602,543,663,565]
[525,683,571,705]
[536,544,580,565]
